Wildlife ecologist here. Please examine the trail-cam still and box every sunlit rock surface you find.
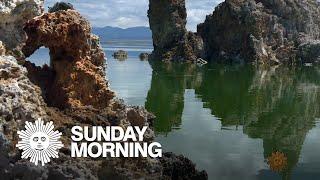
[0,55,47,123]
[198,0,320,64]
[0,41,5,55]
[0,0,44,53]
[22,10,114,109]
[148,0,203,62]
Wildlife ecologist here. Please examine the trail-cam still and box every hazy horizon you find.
[93,26,150,29]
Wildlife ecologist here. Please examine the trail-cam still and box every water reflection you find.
[244,67,320,179]
[145,61,203,133]
[145,62,320,179]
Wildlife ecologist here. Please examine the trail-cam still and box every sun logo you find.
[16,119,64,166]
[267,151,288,172]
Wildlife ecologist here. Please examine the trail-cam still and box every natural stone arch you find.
[22,10,114,109]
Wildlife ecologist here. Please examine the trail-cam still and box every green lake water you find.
[28,40,320,180]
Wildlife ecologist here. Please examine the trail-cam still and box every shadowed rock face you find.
[198,0,320,64]
[22,10,114,109]
[0,0,44,53]
[148,0,203,62]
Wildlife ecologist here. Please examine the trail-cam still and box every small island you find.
[113,50,128,60]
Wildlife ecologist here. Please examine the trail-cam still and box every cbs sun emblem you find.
[16,119,64,166]
[16,119,163,166]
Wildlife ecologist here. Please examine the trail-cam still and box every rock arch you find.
[22,10,114,109]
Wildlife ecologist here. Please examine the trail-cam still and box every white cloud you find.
[186,0,225,31]
[44,0,223,31]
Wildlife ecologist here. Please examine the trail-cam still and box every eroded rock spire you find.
[148,0,203,62]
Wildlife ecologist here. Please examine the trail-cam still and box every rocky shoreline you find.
[0,1,207,179]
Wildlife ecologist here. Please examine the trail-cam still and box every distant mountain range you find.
[92,26,152,42]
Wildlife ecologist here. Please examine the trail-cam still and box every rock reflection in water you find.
[145,61,203,133]
[145,62,320,179]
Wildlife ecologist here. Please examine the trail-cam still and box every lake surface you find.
[28,40,320,180]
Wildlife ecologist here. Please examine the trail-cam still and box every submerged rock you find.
[198,0,320,64]
[22,10,114,109]
[0,0,44,52]
[148,0,203,62]
[113,50,128,60]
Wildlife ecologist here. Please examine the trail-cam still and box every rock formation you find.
[113,50,128,60]
[22,10,114,109]
[161,152,208,179]
[48,1,74,13]
[139,52,150,60]
[0,0,44,53]
[148,0,203,62]
[198,0,320,64]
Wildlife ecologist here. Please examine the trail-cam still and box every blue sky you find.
[44,0,224,31]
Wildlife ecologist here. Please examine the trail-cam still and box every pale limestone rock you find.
[0,41,5,55]
[0,55,48,124]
